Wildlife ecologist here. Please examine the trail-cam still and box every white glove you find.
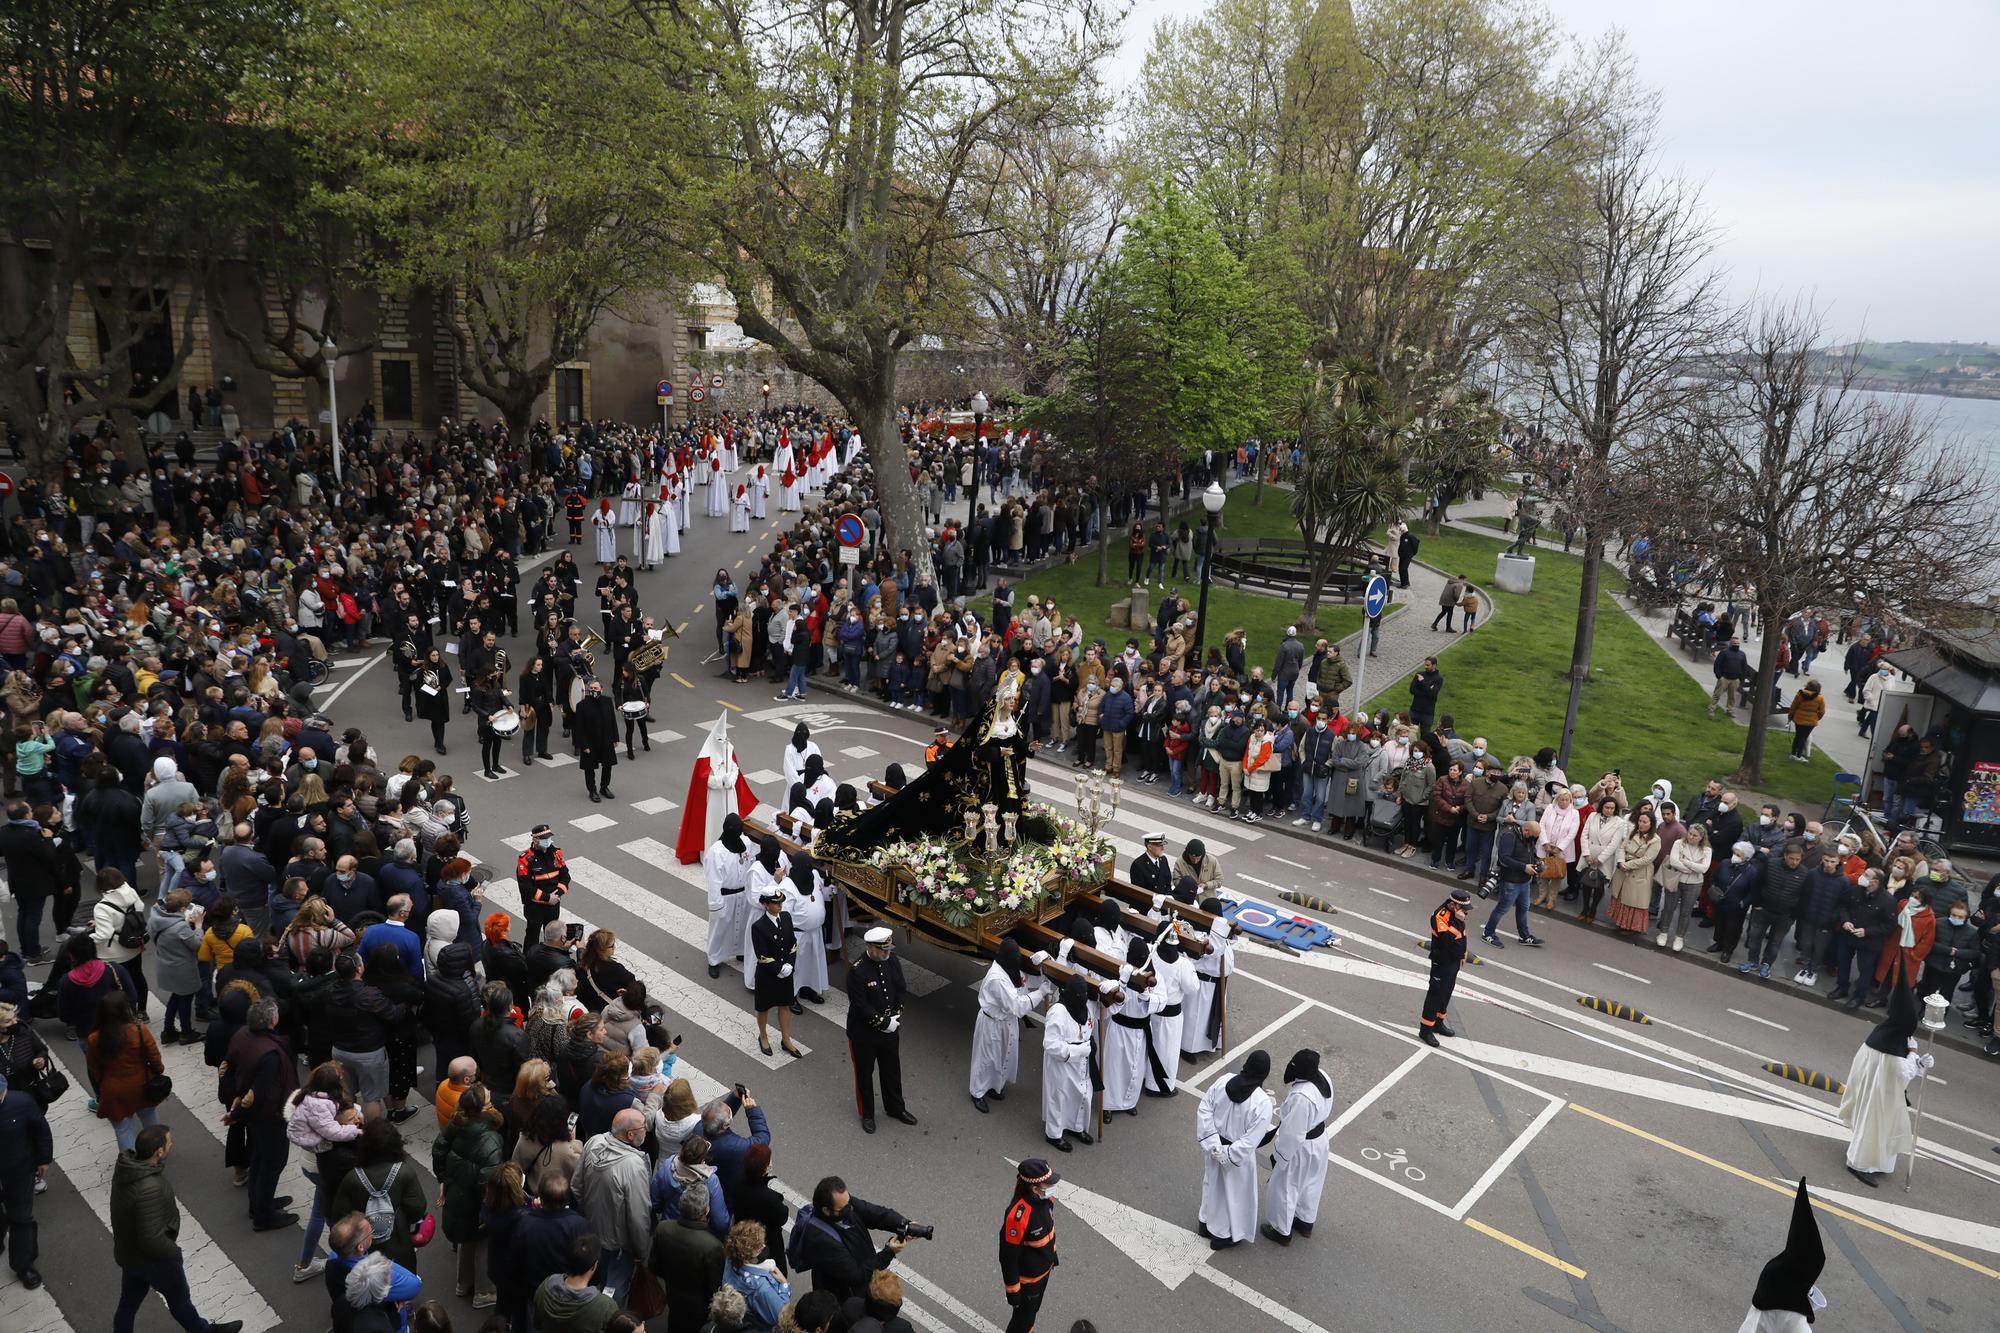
[1151,894,1167,913]
[1056,940,1074,962]
[1098,978,1118,997]
[779,964,793,978]
[884,1015,900,1034]
[1030,950,1051,966]
[1117,964,1133,983]
[1916,1053,1935,1073]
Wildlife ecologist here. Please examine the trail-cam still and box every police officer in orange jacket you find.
[999,1158,1060,1333]
[1420,887,1471,1047]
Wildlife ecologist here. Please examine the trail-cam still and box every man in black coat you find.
[0,1070,54,1288]
[794,1175,915,1305]
[572,677,620,803]
[846,928,915,1134]
[0,800,59,961]
[1130,834,1173,898]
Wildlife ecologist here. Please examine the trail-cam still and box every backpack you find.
[353,1161,403,1241]
[785,1204,841,1273]
[115,901,148,950]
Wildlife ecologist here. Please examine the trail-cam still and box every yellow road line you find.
[670,672,694,689]
[716,698,743,713]
[733,559,744,570]
[1568,1103,2000,1282]
[1462,1217,1587,1279]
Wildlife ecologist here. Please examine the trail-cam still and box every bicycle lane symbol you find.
[1360,1145,1427,1183]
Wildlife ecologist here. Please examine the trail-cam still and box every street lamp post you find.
[1192,479,1226,667]
[323,336,342,486]
[968,388,988,531]
[761,379,772,415]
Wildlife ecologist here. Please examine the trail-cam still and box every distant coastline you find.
[1846,379,2000,403]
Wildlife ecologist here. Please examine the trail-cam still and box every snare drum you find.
[489,709,522,736]
[620,700,650,718]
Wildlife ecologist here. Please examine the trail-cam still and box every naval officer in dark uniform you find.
[847,926,918,1134]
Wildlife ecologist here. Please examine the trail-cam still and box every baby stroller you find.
[1361,791,1401,853]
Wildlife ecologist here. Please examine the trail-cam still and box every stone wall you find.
[683,344,1023,419]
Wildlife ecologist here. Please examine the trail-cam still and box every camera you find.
[566,922,585,944]
[897,1223,935,1241]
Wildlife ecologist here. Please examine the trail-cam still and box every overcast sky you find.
[1109,0,1998,344]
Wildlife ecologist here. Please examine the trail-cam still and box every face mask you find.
[1803,832,1816,844]
[1314,720,1327,731]
[1951,912,1968,924]
[303,758,317,770]
[1733,851,1749,862]
[1931,871,1946,882]
[1758,814,1772,826]
[1287,710,1299,719]
[537,836,553,849]
[1472,747,1485,758]
[200,870,216,882]
[1369,739,1382,751]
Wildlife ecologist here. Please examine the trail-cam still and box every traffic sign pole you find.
[1354,572,1389,717]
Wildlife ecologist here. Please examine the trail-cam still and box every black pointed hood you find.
[1096,898,1123,933]
[756,835,782,875]
[1864,979,1919,1056]
[1171,875,1199,905]
[994,937,1024,986]
[834,782,860,813]
[884,763,908,789]
[719,812,746,855]
[1751,1179,1825,1321]
[1060,975,1089,1025]
[790,722,811,753]
[788,851,818,897]
[1125,937,1150,971]
[1224,1050,1270,1104]
[1283,1048,1332,1101]
[803,752,826,785]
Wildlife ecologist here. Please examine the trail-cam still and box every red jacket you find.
[1875,905,1935,984]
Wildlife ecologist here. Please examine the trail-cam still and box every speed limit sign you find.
[690,386,706,403]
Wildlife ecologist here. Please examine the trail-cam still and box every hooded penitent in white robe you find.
[784,868,830,999]
[647,502,671,564]
[730,487,753,533]
[1101,974,1156,1114]
[751,469,770,519]
[1264,1055,1335,1238]
[1145,945,1195,1094]
[702,831,755,968]
[1836,982,1927,1176]
[1040,985,1096,1140]
[969,947,1050,1099]
[1181,922,1235,1055]
[704,460,727,517]
[1196,1052,1273,1245]
[618,480,642,527]
[591,508,618,564]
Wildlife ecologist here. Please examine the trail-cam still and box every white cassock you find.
[675,475,691,531]
[786,874,829,998]
[1092,924,1130,960]
[702,839,755,967]
[618,480,642,527]
[1181,926,1235,1055]
[804,774,837,809]
[1264,1079,1334,1237]
[591,508,618,564]
[652,497,676,559]
[969,963,1050,1098]
[637,505,660,567]
[704,461,727,517]
[1041,1000,1096,1139]
[751,470,769,519]
[1196,1079,1272,1244]
[1836,1042,1925,1174]
[1734,1313,1812,1333]
[742,857,793,988]
[1146,951,1195,1093]
[730,488,752,533]
[1101,979,1155,1113]
[782,741,821,794]
[721,438,738,473]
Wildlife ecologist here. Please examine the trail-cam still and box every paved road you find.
[9,482,1999,1333]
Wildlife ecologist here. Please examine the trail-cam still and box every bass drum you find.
[568,676,588,711]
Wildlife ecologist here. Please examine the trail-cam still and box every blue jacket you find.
[1713,857,1762,914]
[1495,828,1535,882]
[379,862,430,923]
[705,1095,770,1205]
[1800,867,1851,925]
[434,880,483,961]
[724,1259,792,1333]
[0,1089,52,1176]
[360,921,426,980]
[651,1162,730,1237]
[1098,688,1134,733]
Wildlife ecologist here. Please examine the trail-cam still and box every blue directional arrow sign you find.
[1364,573,1389,618]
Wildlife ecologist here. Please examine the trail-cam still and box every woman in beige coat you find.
[1606,810,1661,935]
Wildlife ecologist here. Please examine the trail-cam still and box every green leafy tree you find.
[1406,387,1505,530]
[1289,358,1412,628]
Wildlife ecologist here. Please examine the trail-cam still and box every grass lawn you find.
[1371,523,1839,806]
[977,486,1373,658]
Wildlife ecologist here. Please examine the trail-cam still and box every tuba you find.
[628,639,668,672]
[492,647,510,676]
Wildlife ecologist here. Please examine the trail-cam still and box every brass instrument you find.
[493,647,510,675]
[628,639,668,672]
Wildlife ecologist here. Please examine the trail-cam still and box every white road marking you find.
[840,745,879,759]
[42,1044,282,1332]
[317,650,385,710]
[631,797,679,815]
[1268,855,1313,871]
[746,768,785,785]
[537,752,578,767]
[1447,1096,1566,1221]
[501,832,532,852]
[568,813,618,833]
[1367,886,1409,902]
[649,728,687,745]
[0,1256,71,1332]
[486,873,801,1068]
[1727,1008,1790,1032]
[1798,1181,2000,1256]
[1182,999,1315,1090]
[1591,962,1652,985]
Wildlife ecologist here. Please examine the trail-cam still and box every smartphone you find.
[565,922,585,944]
[733,1082,747,1100]
[672,1033,683,1048]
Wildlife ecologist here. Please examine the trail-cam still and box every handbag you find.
[143,1072,174,1106]
[29,1062,71,1108]
[1345,777,1360,796]
[627,1262,668,1320]
[412,1212,437,1247]
[1537,854,1568,882]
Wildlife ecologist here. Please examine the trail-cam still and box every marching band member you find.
[969,939,1051,1113]
[1261,1049,1334,1245]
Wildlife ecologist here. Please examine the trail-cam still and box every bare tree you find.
[1507,61,1728,763]
[1648,300,1996,788]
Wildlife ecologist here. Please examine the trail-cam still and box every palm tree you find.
[1290,358,1413,628]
